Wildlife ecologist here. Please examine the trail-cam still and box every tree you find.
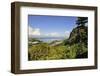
[76,17,88,26]
[75,17,88,44]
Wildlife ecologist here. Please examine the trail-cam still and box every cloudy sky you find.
[28,15,77,38]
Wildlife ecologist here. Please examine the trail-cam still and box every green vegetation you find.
[29,38,41,42]
[28,17,88,60]
[28,41,87,60]
[28,43,66,60]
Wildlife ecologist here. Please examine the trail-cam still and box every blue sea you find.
[37,37,65,43]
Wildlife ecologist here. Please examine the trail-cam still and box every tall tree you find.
[76,17,88,26]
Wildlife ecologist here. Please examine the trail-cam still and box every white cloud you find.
[50,32,59,37]
[45,32,60,37]
[28,26,70,38]
[29,26,40,36]
[65,31,70,34]
[65,31,70,37]
[44,31,70,38]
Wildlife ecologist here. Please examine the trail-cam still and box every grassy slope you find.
[28,42,87,60]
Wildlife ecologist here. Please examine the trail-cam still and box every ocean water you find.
[37,37,65,43]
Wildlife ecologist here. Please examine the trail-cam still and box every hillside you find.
[63,25,88,58]
[68,25,88,45]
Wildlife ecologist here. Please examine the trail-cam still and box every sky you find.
[28,15,77,38]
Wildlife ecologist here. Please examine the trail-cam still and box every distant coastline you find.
[38,37,65,43]
[29,37,66,43]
